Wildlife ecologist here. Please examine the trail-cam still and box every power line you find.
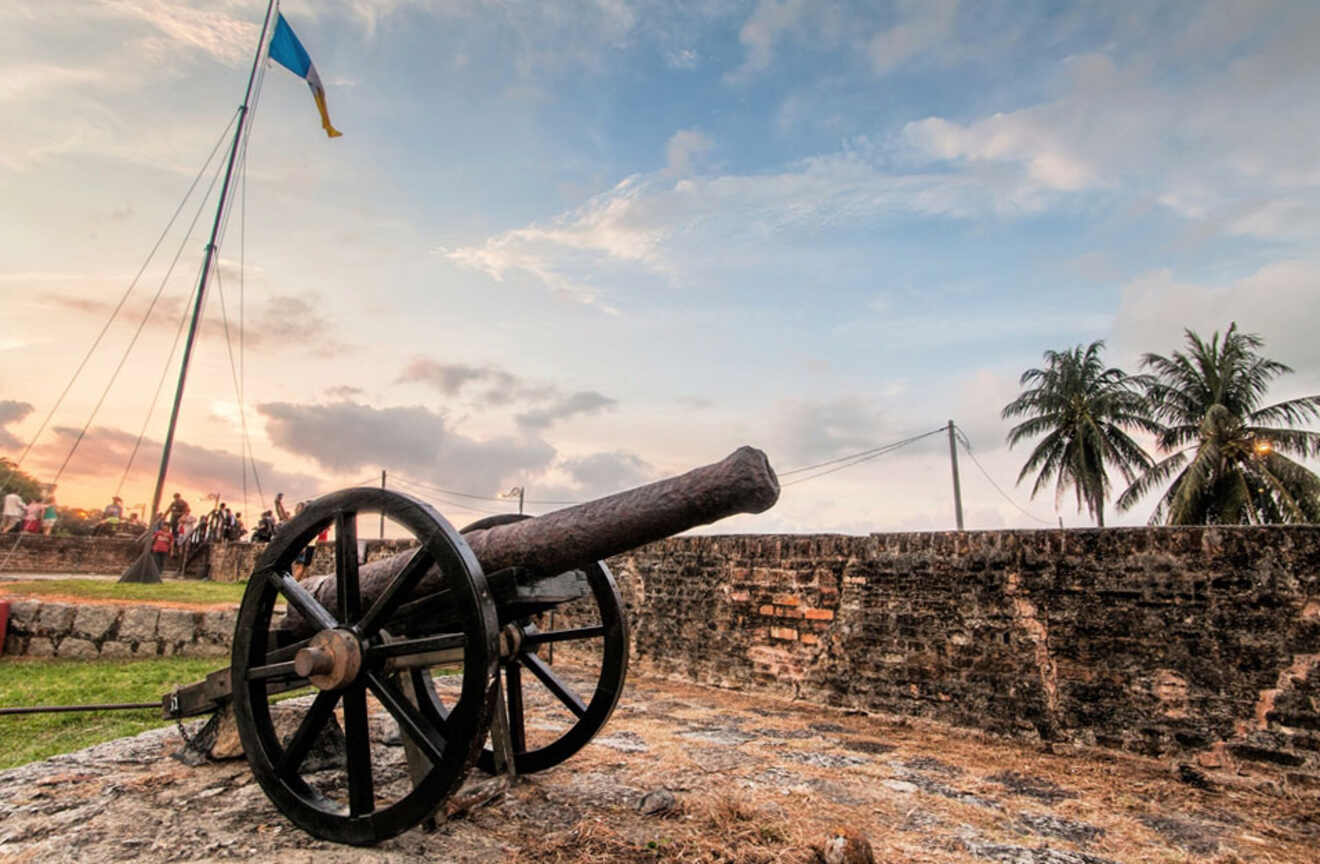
[778,426,947,477]
[385,475,512,517]
[953,426,1056,526]
[781,427,948,487]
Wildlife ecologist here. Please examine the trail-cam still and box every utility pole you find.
[379,470,386,539]
[504,486,525,515]
[947,420,964,531]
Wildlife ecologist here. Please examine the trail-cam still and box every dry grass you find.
[511,792,818,864]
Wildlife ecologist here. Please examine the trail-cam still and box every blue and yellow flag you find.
[269,13,341,138]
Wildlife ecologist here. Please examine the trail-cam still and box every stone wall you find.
[0,534,209,576]
[205,538,419,582]
[1,599,234,659]
[4,525,1317,789]
[605,527,1320,789]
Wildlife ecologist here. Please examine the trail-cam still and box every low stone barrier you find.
[1,599,236,659]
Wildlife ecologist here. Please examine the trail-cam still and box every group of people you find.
[149,490,306,558]
[1,489,58,535]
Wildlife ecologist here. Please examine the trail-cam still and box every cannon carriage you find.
[161,447,779,846]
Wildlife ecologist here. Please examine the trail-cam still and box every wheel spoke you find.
[365,671,447,766]
[366,633,466,661]
[522,653,587,719]
[357,547,435,638]
[505,662,526,753]
[265,569,338,631]
[335,512,360,623]
[342,685,375,816]
[522,625,606,647]
[278,690,340,777]
[246,660,301,682]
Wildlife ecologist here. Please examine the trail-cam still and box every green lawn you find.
[0,657,223,770]
[0,578,248,606]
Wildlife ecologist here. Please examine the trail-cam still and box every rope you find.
[46,140,232,490]
[0,110,240,496]
[114,278,201,499]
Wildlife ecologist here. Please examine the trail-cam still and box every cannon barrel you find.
[287,446,778,634]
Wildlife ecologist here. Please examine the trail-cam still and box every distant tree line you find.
[1003,323,1320,526]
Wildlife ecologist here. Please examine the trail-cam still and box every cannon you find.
[161,446,779,845]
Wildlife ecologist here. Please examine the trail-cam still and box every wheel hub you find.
[294,629,364,691]
[498,622,524,660]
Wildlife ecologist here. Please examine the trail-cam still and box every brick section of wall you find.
[2,599,236,659]
[605,527,1320,788]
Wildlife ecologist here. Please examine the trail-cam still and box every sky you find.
[1,0,1318,534]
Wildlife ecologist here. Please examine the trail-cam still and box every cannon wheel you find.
[410,512,629,775]
[467,512,629,774]
[231,488,499,846]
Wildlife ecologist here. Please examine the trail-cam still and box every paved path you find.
[0,671,1315,863]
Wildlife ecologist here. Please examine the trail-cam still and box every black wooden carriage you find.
[162,447,779,846]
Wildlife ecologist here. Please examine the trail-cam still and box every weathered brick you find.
[727,590,751,603]
[771,593,799,607]
[800,633,820,646]
[7,599,40,629]
[758,605,776,616]
[118,607,159,642]
[769,627,798,642]
[58,637,99,659]
[100,641,133,658]
[37,603,75,636]
[802,608,834,621]
[157,609,198,644]
[27,636,55,657]
[201,609,237,641]
[73,605,120,641]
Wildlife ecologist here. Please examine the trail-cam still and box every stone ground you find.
[0,669,1316,864]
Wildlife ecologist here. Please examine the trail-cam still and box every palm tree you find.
[1117,323,1320,524]
[1002,341,1156,526]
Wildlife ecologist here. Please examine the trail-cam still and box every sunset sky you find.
[2,0,1318,533]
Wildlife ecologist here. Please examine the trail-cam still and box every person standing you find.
[2,490,24,534]
[23,499,42,533]
[41,494,57,535]
[275,492,290,523]
[151,515,173,571]
[168,493,189,537]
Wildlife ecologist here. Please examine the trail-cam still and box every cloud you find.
[558,450,655,498]
[770,397,890,468]
[395,357,551,406]
[665,129,714,177]
[515,391,617,430]
[27,423,326,508]
[325,384,364,399]
[866,0,958,75]
[36,289,354,358]
[734,0,809,77]
[0,401,34,451]
[101,0,261,66]
[257,400,556,492]
[1109,260,1320,378]
[446,151,1055,307]
[895,4,1320,235]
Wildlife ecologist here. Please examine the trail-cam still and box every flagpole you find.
[122,0,278,582]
